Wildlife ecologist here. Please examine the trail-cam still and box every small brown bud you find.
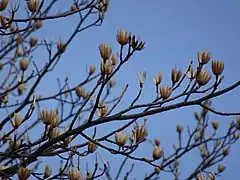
[153,72,163,86]
[211,120,219,130]
[109,79,116,88]
[50,128,60,139]
[35,20,43,29]
[18,84,26,95]
[88,141,98,153]
[75,86,89,99]
[171,68,182,85]
[194,132,201,142]
[160,85,172,100]
[115,132,128,147]
[29,37,38,47]
[111,54,118,66]
[212,60,224,76]
[88,65,96,75]
[97,103,108,117]
[154,138,160,146]
[19,59,29,71]
[154,166,161,174]
[70,5,78,12]
[152,146,164,160]
[27,0,40,13]
[222,147,229,157]
[0,0,9,11]
[217,164,225,173]
[194,112,201,121]
[197,70,211,86]
[117,29,129,46]
[18,167,31,180]
[68,168,81,180]
[99,43,112,60]
[40,109,59,127]
[44,165,52,178]
[176,125,183,134]
[198,52,211,64]
[57,40,66,53]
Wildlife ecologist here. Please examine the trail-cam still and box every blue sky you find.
[2,0,240,179]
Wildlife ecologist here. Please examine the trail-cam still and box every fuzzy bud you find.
[57,40,66,53]
[29,37,38,47]
[197,70,211,86]
[154,138,160,146]
[88,141,98,153]
[132,125,148,143]
[171,68,182,85]
[44,165,52,178]
[27,0,40,13]
[50,128,60,139]
[99,43,112,60]
[14,113,22,128]
[100,59,114,75]
[97,103,108,117]
[111,54,118,66]
[154,166,161,174]
[217,164,225,173]
[0,0,9,11]
[88,65,96,75]
[198,52,211,65]
[211,120,219,130]
[212,60,224,76]
[68,168,81,180]
[109,79,116,88]
[40,109,59,127]
[176,125,183,134]
[115,132,128,147]
[18,167,31,180]
[153,72,163,86]
[18,84,26,95]
[35,20,43,29]
[152,146,164,160]
[75,86,89,99]
[19,59,29,71]
[160,86,172,100]
[186,65,195,79]
[222,147,229,157]
[117,29,129,46]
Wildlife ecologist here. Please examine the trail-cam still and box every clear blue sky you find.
[5,0,240,179]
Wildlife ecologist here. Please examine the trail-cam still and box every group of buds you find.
[40,109,59,128]
[152,138,164,160]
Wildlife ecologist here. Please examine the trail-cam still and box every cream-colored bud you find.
[212,60,224,76]
[153,72,163,86]
[160,86,172,100]
[75,86,89,99]
[154,138,160,146]
[99,43,112,60]
[198,52,211,64]
[44,165,52,178]
[117,29,129,46]
[152,146,164,160]
[88,65,96,75]
[88,141,98,153]
[29,37,38,47]
[97,103,108,117]
[40,109,59,127]
[111,54,118,66]
[197,70,211,86]
[211,120,219,130]
[115,132,128,147]
[138,71,147,86]
[132,125,148,143]
[19,59,29,71]
[18,167,32,180]
[171,68,182,84]
[14,113,22,128]
[0,0,9,11]
[68,168,81,180]
[186,65,195,79]
[27,0,40,13]
[101,59,114,75]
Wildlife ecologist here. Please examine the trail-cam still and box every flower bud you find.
[160,86,172,100]
[97,103,108,117]
[186,65,195,79]
[88,65,96,75]
[18,167,31,180]
[211,120,219,130]
[99,43,112,60]
[194,112,201,121]
[101,59,114,75]
[176,125,183,134]
[19,59,29,71]
[217,164,225,173]
[212,60,224,76]
[57,40,66,53]
[109,79,116,88]
[16,34,23,45]
[154,138,160,146]
[117,29,129,46]
[49,127,60,139]
[111,54,118,66]
[198,52,211,64]
[115,132,128,147]
[152,146,164,160]
[27,0,40,13]
[35,20,43,29]
[154,166,161,174]
[222,147,229,157]
[197,70,211,86]
[75,86,89,99]
[18,84,26,95]
[68,168,81,180]
[171,68,182,85]
[70,5,78,12]
[194,132,201,142]
[40,109,59,127]
[29,37,38,47]
[153,72,163,86]
[0,0,9,11]
[88,141,98,153]
[44,165,52,178]
[132,125,148,143]
[14,113,22,128]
